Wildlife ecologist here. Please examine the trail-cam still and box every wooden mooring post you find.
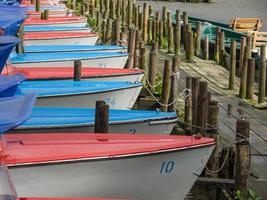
[246,58,255,99]
[35,0,40,12]
[235,119,250,199]
[239,37,246,76]
[168,56,180,112]
[239,45,249,99]
[94,100,109,133]
[191,77,201,133]
[148,41,158,93]
[229,40,236,90]
[73,60,82,81]
[161,60,171,112]
[258,45,266,103]
[196,81,209,134]
[195,22,202,57]
[203,36,209,60]
[184,77,192,133]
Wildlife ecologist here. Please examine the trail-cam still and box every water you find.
[138,0,267,31]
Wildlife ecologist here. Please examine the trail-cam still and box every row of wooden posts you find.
[69,0,252,196]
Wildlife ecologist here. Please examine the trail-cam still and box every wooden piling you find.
[167,12,174,53]
[139,12,143,33]
[127,0,133,28]
[73,60,82,81]
[184,76,192,133]
[195,22,202,57]
[182,11,188,45]
[204,36,209,60]
[246,58,255,99]
[186,31,194,62]
[35,0,40,12]
[235,119,250,198]
[16,26,24,54]
[127,28,136,69]
[214,28,221,64]
[44,10,49,19]
[148,41,158,93]
[152,20,157,41]
[159,20,163,49]
[239,37,246,76]
[161,60,171,112]
[105,18,113,44]
[94,101,109,133]
[110,0,116,20]
[258,45,266,103]
[155,12,160,42]
[121,0,126,25]
[174,25,181,56]
[114,17,121,45]
[239,45,249,99]
[140,47,148,73]
[169,56,180,112]
[143,3,149,42]
[148,19,153,43]
[229,40,236,90]
[196,81,209,134]
[207,100,219,133]
[191,77,200,133]
[219,31,225,66]
[162,6,167,37]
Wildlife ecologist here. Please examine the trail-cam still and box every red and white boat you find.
[0,94,215,200]
[23,31,98,45]
[24,18,87,27]
[5,133,214,200]
[3,66,144,82]
[27,10,73,17]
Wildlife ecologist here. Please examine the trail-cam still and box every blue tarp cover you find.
[0,14,25,35]
[0,36,20,72]
[0,74,25,97]
[11,51,129,63]
[0,5,27,15]
[0,93,36,134]
[24,45,125,53]
[19,108,177,128]
[16,80,142,97]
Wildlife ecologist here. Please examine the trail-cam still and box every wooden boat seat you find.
[230,18,262,33]
[252,31,267,50]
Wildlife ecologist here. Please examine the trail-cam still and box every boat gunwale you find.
[21,83,142,97]
[15,116,178,129]
[6,142,215,167]
[11,54,128,64]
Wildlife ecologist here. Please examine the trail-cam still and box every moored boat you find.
[0,79,215,200]
[24,18,87,27]
[12,107,177,134]
[23,31,98,45]
[27,10,73,17]
[6,133,214,200]
[3,67,143,82]
[11,51,128,69]
[16,79,142,109]
[24,25,91,33]
[23,45,126,53]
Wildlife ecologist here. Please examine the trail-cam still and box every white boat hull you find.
[13,117,176,134]
[24,36,98,46]
[34,86,142,109]
[12,55,128,69]
[8,144,214,200]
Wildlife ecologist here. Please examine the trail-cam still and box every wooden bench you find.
[252,31,267,48]
[230,18,262,33]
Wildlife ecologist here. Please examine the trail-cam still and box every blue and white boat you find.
[10,51,129,68]
[15,77,142,109]
[12,108,177,134]
[24,45,127,53]
[24,25,91,33]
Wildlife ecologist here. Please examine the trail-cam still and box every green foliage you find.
[154,75,162,95]
[161,37,168,49]
[87,17,98,32]
[234,190,262,200]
